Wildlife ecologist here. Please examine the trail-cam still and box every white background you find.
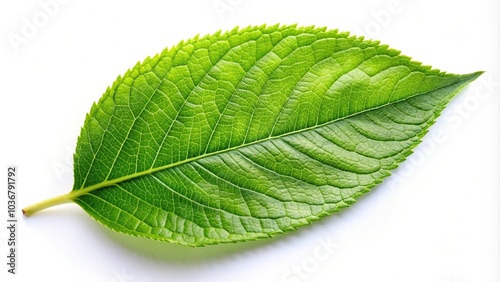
[1,0,499,281]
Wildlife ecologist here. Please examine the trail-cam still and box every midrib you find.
[68,73,476,200]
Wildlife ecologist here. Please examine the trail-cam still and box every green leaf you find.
[23,25,482,246]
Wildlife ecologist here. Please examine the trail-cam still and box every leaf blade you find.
[68,25,481,246]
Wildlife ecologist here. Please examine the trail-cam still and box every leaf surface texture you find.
[70,25,480,246]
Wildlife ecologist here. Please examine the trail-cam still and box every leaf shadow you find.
[82,176,394,265]
[90,208,361,266]
[94,220,292,264]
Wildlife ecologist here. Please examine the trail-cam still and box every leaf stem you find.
[22,193,73,217]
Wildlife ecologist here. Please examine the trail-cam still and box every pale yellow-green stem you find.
[22,193,74,217]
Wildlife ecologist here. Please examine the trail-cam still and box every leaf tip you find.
[458,70,485,85]
[469,70,485,79]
